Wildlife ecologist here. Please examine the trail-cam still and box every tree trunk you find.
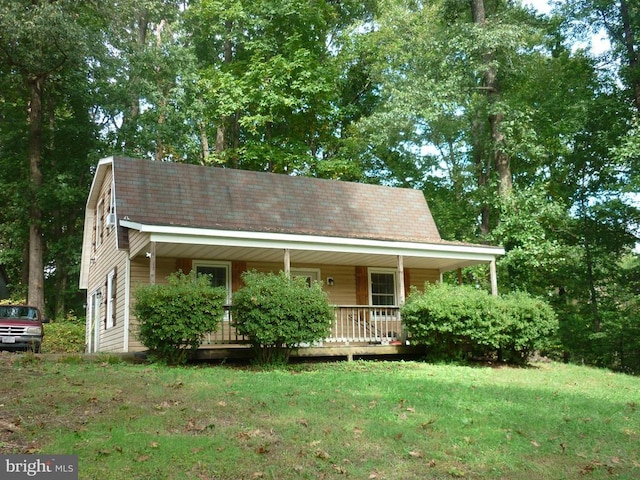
[472,110,491,235]
[216,21,235,158]
[579,187,600,331]
[619,0,640,112]
[490,112,512,196]
[200,121,210,164]
[471,0,512,199]
[124,9,149,150]
[154,20,167,162]
[27,75,45,314]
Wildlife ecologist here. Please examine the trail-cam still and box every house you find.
[79,156,504,358]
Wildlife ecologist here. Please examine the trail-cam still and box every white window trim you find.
[291,268,321,285]
[368,268,398,307]
[106,269,116,329]
[96,199,104,247]
[192,260,232,304]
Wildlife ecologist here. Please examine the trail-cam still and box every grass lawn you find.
[1,354,639,479]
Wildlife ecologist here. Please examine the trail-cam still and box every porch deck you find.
[199,306,408,352]
[194,343,421,361]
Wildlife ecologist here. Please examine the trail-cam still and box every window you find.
[106,269,116,329]
[108,188,115,217]
[194,262,231,304]
[291,268,321,287]
[369,270,397,306]
[95,199,104,247]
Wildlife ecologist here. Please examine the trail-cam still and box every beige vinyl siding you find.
[316,266,356,305]
[127,257,180,352]
[407,269,440,291]
[245,262,357,305]
[127,258,149,352]
[86,166,130,352]
[128,230,150,259]
[86,248,128,352]
[234,261,440,304]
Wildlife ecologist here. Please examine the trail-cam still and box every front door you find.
[369,269,399,341]
[88,290,101,353]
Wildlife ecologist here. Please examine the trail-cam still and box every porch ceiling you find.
[135,241,489,272]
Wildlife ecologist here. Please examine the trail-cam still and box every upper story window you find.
[95,199,104,248]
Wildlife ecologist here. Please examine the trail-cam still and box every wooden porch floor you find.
[194,343,421,362]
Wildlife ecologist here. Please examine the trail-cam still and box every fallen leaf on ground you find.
[316,449,330,459]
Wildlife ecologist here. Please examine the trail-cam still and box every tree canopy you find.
[0,0,638,371]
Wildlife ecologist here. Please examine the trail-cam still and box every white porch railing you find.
[328,306,402,344]
[200,305,403,346]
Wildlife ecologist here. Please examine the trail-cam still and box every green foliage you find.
[401,283,557,364]
[499,291,559,363]
[491,186,577,296]
[232,271,334,365]
[133,272,226,364]
[41,319,85,354]
[556,253,640,374]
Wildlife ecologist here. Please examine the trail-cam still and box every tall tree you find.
[185,0,376,173]
[561,0,639,112]
[0,0,100,310]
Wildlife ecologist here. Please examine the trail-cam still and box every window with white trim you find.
[96,199,104,248]
[369,269,397,306]
[291,268,321,287]
[194,261,231,304]
[106,269,116,329]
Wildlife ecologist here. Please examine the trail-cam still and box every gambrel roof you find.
[80,156,504,290]
[111,156,442,243]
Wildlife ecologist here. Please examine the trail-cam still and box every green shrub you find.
[41,318,85,354]
[133,272,226,364]
[232,271,334,365]
[499,291,558,364]
[401,283,557,364]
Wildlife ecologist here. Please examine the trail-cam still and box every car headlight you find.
[25,326,42,335]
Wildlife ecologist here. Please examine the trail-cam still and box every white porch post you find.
[397,255,405,305]
[149,241,156,285]
[283,248,291,276]
[397,255,405,343]
[489,258,498,296]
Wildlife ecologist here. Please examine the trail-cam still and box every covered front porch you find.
[122,222,504,356]
[203,305,404,347]
[195,305,417,361]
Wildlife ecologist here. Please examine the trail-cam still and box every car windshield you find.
[0,306,38,320]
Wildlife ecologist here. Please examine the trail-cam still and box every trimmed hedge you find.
[41,320,85,354]
[232,271,334,365]
[133,272,226,364]
[401,283,557,364]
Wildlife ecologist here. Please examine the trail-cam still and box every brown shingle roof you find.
[112,157,442,243]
